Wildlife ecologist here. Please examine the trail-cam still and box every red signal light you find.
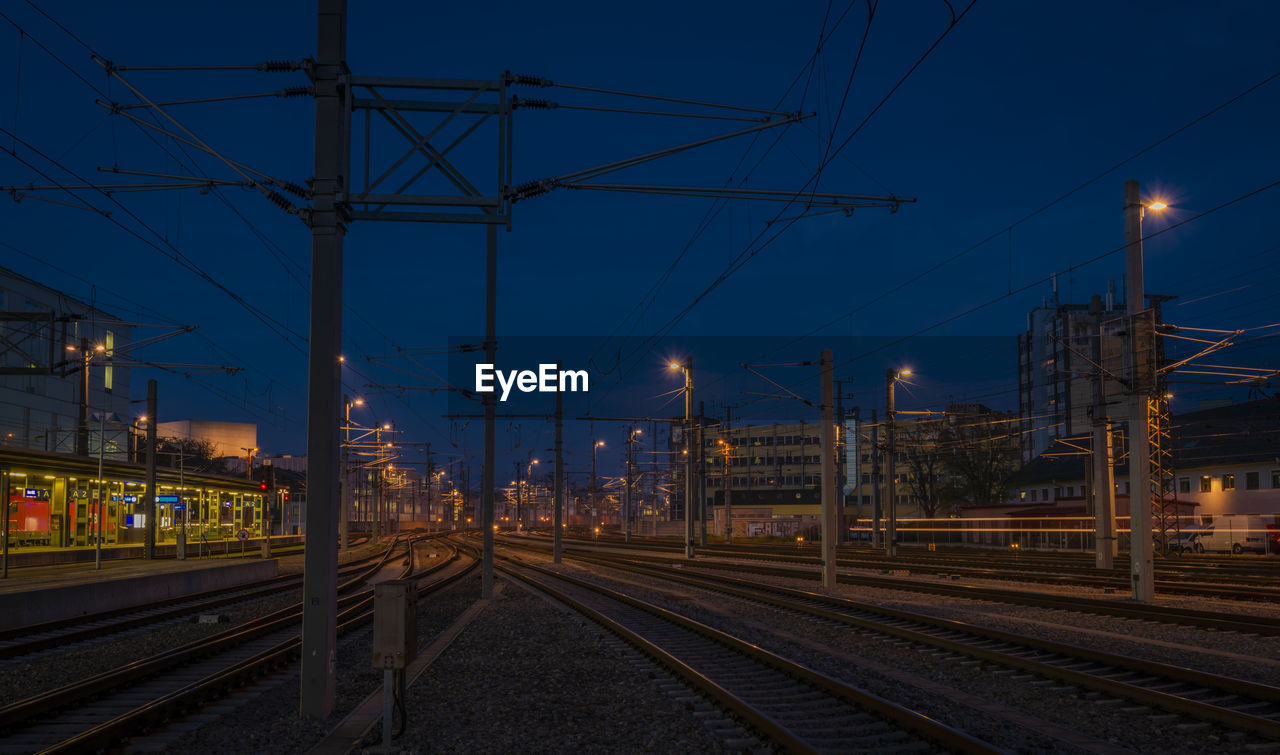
[259,482,268,491]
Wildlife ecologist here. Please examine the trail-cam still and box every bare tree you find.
[899,417,949,517]
[938,408,1020,507]
[154,436,231,475]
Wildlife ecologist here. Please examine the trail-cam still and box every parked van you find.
[1198,515,1278,554]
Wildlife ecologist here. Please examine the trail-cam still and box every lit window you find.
[103,331,114,392]
[1223,474,1235,491]
[1200,476,1212,493]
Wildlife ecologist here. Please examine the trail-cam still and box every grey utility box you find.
[371,580,418,669]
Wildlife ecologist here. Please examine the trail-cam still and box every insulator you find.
[276,180,312,200]
[511,179,551,201]
[257,59,302,72]
[264,189,297,214]
[516,98,558,110]
[508,72,552,87]
[277,86,315,98]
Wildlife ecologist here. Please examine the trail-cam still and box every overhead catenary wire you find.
[4,7,462,449]
[588,2,977,411]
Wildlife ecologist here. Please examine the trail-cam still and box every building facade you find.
[1016,282,1125,462]
[1008,397,1280,520]
[0,265,133,459]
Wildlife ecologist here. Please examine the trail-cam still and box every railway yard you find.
[0,533,1276,753]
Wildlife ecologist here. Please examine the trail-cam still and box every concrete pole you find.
[698,401,707,546]
[145,380,157,560]
[481,224,497,598]
[871,410,881,549]
[1089,302,1116,569]
[723,405,732,543]
[340,396,350,552]
[1124,179,1155,601]
[683,358,695,559]
[1,466,8,578]
[300,0,346,719]
[95,414,104,570]
[77,339,89,457]
[650,419,658,536]
[886,370,898,558]
[373,431,382,544]
[625,426,634,543]
[820,349,837,589]
[834,381,845,544]
[590,439,599,535]
[553,367,564,563]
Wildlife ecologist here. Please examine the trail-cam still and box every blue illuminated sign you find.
[156,495,180,504]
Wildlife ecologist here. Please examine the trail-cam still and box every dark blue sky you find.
[1,2,1277,479]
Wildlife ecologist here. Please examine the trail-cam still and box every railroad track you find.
[503,537,1280,636]
[0,537,412,659]
[555,548,1280,742]
[0,535,470,754]
[497,555,1000,754]
[536,535,1280,604]
[551,535,1280,587]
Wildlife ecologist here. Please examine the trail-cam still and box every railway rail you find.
[0,534,474,754]
[538,535,1280,602]
[497,554,1000,754]
[550,547,1280,742]
[0,537,411,659]
[502,536,1280,635]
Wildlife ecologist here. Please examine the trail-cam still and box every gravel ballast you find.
[389,577,727,754]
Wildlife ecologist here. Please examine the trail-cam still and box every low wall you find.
[0,559,278,631]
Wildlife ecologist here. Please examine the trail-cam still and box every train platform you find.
[0,550,278,631]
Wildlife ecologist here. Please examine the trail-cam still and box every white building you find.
[1008,397,1280,519]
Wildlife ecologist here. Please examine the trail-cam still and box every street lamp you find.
[341,396,364,550]
[241,447,258,480]
[624,427,642,543]
[591,440,604,534]
[90,410,122,570]
[885,367,912,558]
[68,340,108,457]
[1123,181,1169,602]
[669,358,695,559]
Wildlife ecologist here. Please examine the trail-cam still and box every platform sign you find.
[24,488,38,498]
[157,495,180,504]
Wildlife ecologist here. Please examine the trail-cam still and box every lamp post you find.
[1124,180,1167,602]
[591,440,604,534]
[625,427,642,543]
[241,447,258,480]
[670,358,695,559]
[885,367,912,558]
[340,396,364,551]
[717,439,733,543]
[90,410,121,570]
